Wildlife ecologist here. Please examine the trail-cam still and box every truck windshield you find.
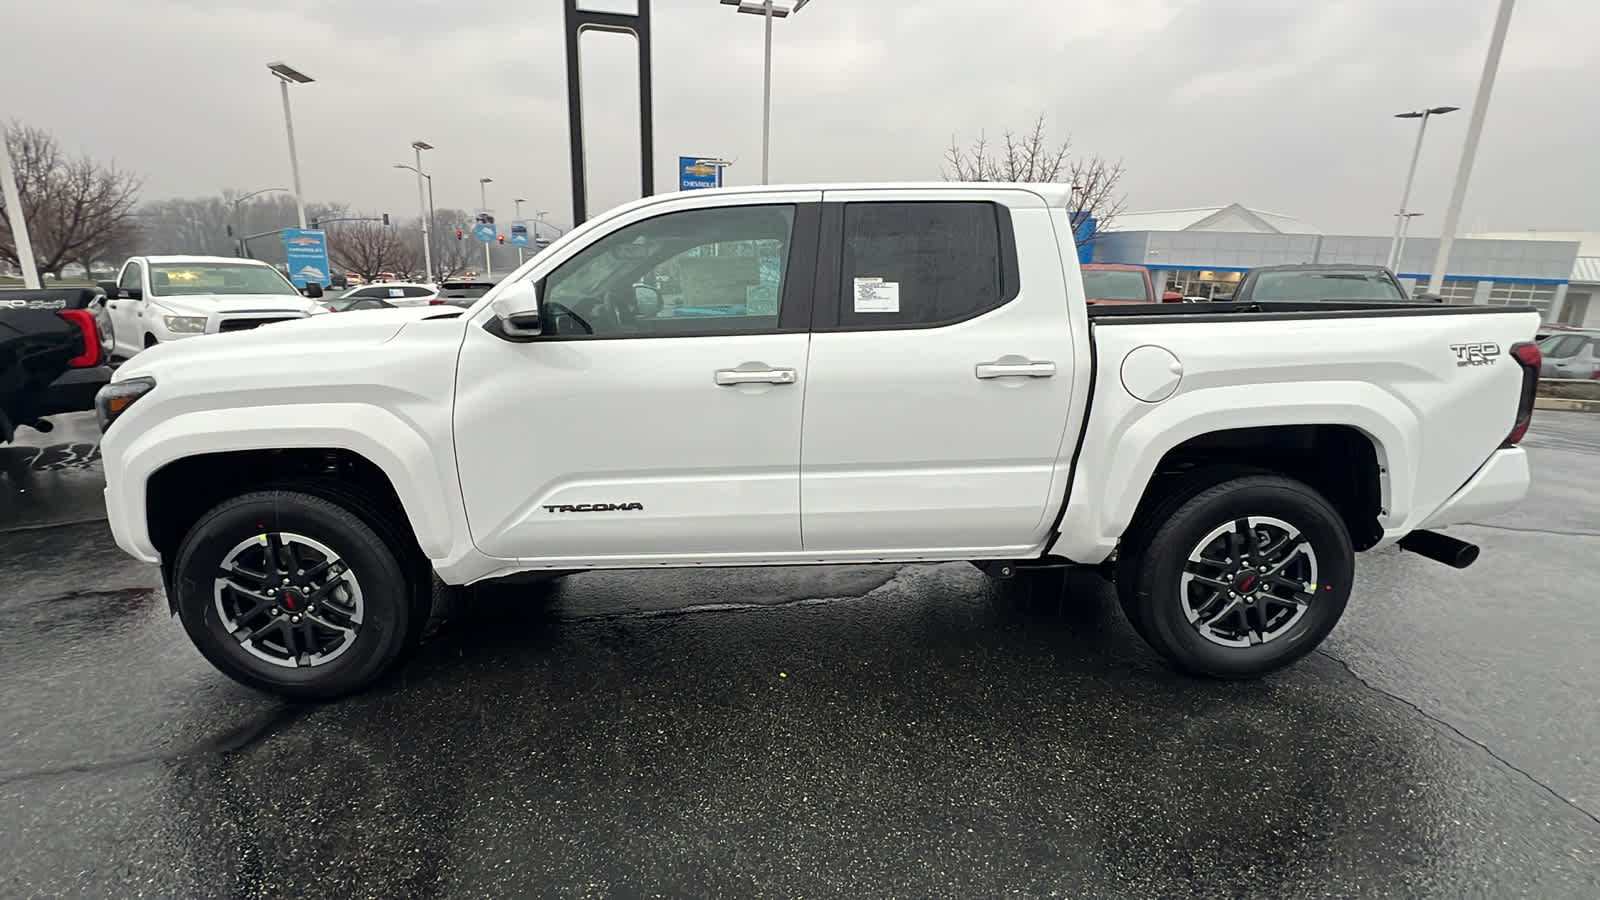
[1082,270,1151,301]
[147,263,300,297]
[1249,270,1405,302]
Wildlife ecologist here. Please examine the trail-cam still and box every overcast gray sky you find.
[7,0,1595,235]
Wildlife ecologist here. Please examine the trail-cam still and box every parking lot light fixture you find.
[1385,105,1457,271]
[719,0,813,185]
[408,142,434,282]
[267,62,315,229]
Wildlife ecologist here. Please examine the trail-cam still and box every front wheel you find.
[1116,474,1354,678]
[172,490,418,699]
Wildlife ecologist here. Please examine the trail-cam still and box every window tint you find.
[401,287,434,298]
[541,204,795,337]
[837,201,1006,328]
[1250,270,1405,302]
[118,263,142,291]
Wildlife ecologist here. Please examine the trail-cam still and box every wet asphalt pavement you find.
[2,413,1598,898]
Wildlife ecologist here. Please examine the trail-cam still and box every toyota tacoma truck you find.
[1,287,113,443]
[95,184,1543,698]
[99,255,326,359]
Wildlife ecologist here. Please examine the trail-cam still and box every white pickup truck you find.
[96,184,1543,698]
[100,255,326,358]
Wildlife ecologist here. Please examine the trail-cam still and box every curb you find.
[1534,396,1600,412]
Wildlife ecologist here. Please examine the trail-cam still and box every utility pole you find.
[1385,106,1457,271]
[411,141,434,284]
[267,62,315,229]
[479,177,493,278]
[515,197,527,265]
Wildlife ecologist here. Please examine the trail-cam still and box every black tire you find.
[1116,474,1353,678]
[172,489,417,700]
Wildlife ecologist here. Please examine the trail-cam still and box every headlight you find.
[162,315,208,333]
[95,376,156,433]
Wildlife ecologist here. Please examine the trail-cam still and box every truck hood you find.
[147,293,324,317]
[113,306,461,383]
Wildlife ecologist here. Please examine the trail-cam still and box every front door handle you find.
[716,367,797,386]
[975,357,1056,379]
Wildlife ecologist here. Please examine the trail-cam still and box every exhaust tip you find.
[1398,530,1479,569]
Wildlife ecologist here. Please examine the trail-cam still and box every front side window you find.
[1541,334,1584,358]
[147,263,300,297]
[836,201,1007,328]
[540,204,796,337]
[118,262,143,293]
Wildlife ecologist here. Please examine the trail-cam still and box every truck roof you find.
[632,182,1079,207]
[138,255,276,265]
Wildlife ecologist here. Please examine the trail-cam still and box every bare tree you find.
[430,208,481,278]
[328,220,416,281]
[1,121,142,276]
[942,114,1126,246]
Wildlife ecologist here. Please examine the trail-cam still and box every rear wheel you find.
[1116,474,1353,678]
[172,490,418,699]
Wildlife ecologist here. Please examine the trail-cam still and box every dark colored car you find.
[0,287,113,442]
[1229,264,1419,304]
[1080,263,1183,305]
[436,279,497,307]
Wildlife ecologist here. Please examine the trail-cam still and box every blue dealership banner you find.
[680,157,721,191]
[474,211,497,243]
[283,228,330,288]
[510,223,530,247]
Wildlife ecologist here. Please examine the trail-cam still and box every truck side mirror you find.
[98,280,119,300]
[491,280,542,337]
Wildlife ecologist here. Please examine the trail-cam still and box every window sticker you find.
[853,277,899,313]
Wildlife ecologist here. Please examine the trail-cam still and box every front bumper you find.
[1418,447,1531,530]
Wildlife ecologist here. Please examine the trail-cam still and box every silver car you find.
[1539,331,1600,380]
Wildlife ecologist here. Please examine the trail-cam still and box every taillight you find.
[1504,341,1540,446]
[428,299,444,305]
[58,309,102,368]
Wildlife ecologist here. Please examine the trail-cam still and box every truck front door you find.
[799,191,1082,556]
[453,193,821,565]
[107,261,144,356]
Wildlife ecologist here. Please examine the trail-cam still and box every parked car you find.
[99,256,326,359]
[1537,329,1600,379]
[1080,263,1182,305]
[0,287,113,442]
[97,183,1542,699]
[1227,264,1419,304]
[322,296,398,313]
[334,282,441,307]
[436,279,497,307]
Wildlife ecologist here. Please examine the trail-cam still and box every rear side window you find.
[835,201,1015,329]
[401,287,434,298]
[1082,269,1151,302]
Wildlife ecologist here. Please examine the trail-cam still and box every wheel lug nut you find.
[271,608,281,616]
[291,615,301,623]
[282,577,291,584]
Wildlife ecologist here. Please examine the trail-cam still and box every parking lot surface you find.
[2,413,1597,898]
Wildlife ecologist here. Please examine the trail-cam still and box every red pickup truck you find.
[1081,263,1182,305]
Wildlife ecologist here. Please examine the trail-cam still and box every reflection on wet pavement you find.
[1,415,1597,897]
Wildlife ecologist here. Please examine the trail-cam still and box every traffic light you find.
[381,213,390,226]
[309,217,319,229]
[497,234,505,244]
[456,230,463,240]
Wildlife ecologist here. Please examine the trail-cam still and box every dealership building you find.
[1091,204,1596,326]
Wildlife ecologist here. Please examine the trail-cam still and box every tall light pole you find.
[394,165,436,279]
[231,186,290,258]
[479,177,493,278]
[1428,0,1517,297]
[719,0,811,185]
[0,141,40,289]
[410,141,434,283]
[1385,106,1458,271]
[514,197,528,265]
[267,62,314,229]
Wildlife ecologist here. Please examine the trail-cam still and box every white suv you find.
[104,256,325,358]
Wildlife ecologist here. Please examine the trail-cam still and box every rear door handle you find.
[715,367,797,386]
[975,357,1056,379]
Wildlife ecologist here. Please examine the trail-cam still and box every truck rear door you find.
[798,189,1084,555]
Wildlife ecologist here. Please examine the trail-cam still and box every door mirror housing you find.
[98,280,119,300]
[491,280,542,337]
[302,282,325,299]
[1161,290,1183,302]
